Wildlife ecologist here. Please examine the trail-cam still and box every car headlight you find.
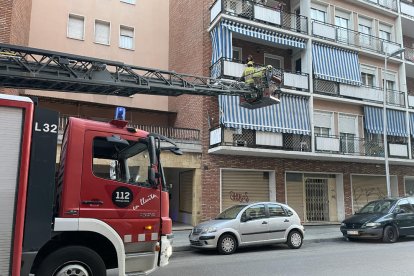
[340,223,346,227]
[201,227,217,234]
[364,222,381,228]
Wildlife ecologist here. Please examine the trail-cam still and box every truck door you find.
[80,130,162,243]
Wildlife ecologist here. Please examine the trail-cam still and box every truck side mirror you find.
[148,167,157,187]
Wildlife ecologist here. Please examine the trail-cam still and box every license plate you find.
[347,230,359,235]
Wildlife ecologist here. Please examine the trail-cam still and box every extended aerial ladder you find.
[0,43,280,108]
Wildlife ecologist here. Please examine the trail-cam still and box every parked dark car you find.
[340,197,414,243]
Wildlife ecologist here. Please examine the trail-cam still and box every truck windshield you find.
[216,205,246,219]
[92,137,150,186]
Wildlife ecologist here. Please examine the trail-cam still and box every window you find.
[264,53,283,69]
[314,112,333,136]
[67,14,85,40]
[395,199,414,213]
[314,127,330,136]
[92,137,150,186]
[120,25,134,50]
[268,204,286,217]
[335,16,349,43]
[339,114,357,154]
[311,8,326,22]
[242,205,266,220]
[233,46,242,62]
[361,72,375,87]
[380,30,391,41]
[95,20,110,45]
[359,17,372,47]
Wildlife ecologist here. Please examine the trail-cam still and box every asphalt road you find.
[149,238,414,276]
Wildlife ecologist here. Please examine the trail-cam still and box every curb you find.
[172,237,345,252]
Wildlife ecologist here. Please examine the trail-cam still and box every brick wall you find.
[0,0,32,95]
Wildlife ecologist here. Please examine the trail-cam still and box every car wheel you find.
[36,246,106,276]
[217,234,237,255]
[287,230,303,249]
[383,225,398,243]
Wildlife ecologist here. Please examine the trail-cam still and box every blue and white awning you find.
[410,113,414,138]
[219,94,311,135]
[211,22,233,65]
[312,43,362,86]
[364,106,408,137]
[221,20,307,49]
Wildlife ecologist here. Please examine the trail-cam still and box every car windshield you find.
[216,205,246,219]
[358,200,395,214]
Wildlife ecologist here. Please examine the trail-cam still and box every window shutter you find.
[95,21,110,44]
[314,112,332,129]
[339,115,356,134]
[120,26,134,49]
[68,15,84,40]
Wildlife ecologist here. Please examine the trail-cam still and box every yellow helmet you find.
[247,61,254,66]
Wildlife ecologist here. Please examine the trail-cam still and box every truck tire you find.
[36,245,106,276]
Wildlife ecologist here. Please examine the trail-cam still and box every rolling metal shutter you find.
[179,170,193,213]
[0,106,23,276]
[352,175,387,212]
[221,170,270,211]
[286,181,304,221]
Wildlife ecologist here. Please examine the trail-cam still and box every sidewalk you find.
[172,225,344,252]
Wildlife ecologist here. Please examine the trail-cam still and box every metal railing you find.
[311,20,401,55]
[209,126,312,152]
[210,58,310,91]
[210,0,308,34]
[59,115,201,142]
[404,47,414,63]
[362,0,398,11]
[314,134,386,157]
[313,79,405,107]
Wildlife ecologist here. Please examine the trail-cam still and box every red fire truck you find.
[0,43,279,276]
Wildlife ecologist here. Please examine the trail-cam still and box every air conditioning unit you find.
[234,140,247,147]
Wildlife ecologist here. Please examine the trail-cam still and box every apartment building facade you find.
[0,0,204,226]
[170,0,414,224]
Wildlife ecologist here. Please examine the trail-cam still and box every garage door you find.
[352,175,387,212]
[221,170,270,211]
[286,173,304,221]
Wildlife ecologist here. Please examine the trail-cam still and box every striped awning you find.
[222,20,306,49]
[410,113,414,138]
[211,22,233,65]
[219,94,311,135]
[312,43,362,86]
[364,106,408,137]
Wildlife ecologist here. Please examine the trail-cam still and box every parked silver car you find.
[189,202,304,254]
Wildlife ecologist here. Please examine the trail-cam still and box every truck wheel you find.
[36,246,106,276]
[383,225,398,243]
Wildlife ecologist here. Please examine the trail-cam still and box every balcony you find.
[311,21,401,55]
[210,126,311,152]
[315,135,409,158]
[362,0,398,12]
[314,79,405,107]
[211,58,310,91]
[401,0,414,18]
[210,0,308,34]
[59,115,201,144]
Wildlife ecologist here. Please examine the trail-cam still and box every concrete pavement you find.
[172,225,344,252]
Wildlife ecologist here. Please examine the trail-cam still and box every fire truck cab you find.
[0,94,173,276]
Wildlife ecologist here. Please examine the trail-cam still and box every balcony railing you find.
[401,0,414,17]
[209,126,311,152]
[315,134,410,158]
[314,79,405,107]
[210,0,308,34]
[363,0,398,11]
[59,115,200,142]
[210,58,310,91]
[311,21,401,55]
[404,47,414,63]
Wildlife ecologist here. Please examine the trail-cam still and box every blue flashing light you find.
[115,107,126,121]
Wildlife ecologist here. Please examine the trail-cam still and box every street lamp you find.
[383,47,405,197]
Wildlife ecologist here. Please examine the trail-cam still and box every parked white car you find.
[189,202,305,254]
